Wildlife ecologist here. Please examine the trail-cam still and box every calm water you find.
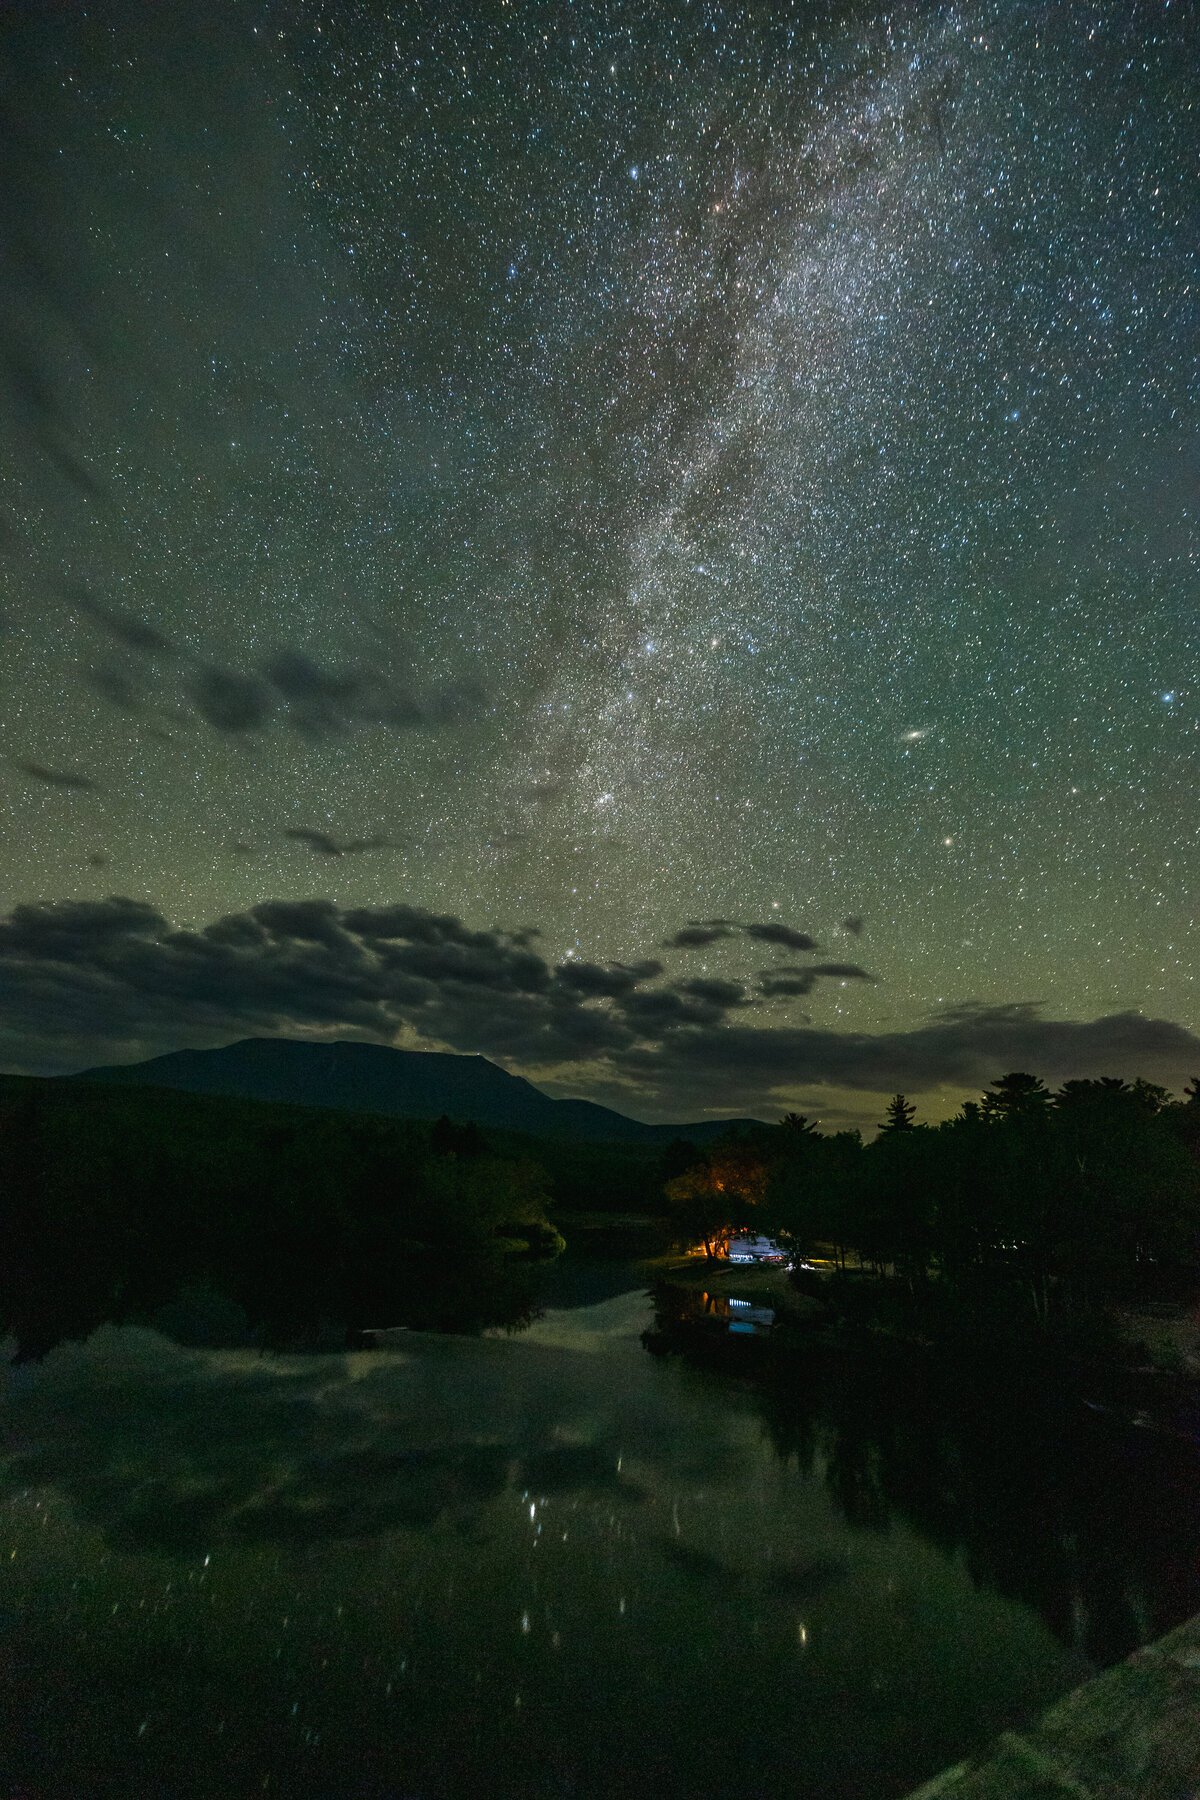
[2,1266,1197,1800]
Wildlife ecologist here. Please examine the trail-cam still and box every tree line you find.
[662,1072,1200,1346]
[0,1078,562,1359]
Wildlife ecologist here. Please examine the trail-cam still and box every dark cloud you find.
[186,667,275,734]
[0,22,114,516]
[68,587,487,741]
[175,652,485,740]
[664,922,737,948]
[759,962,873,999]
[616,988,734,1029]
[842,916,865,936]
[69,585,175,657]
[2,896,165,957]
[230,842,253,857]
[86,852,108,868]
[264,652,364,739]
[259,652,485,740]
[625,1002,1200,1111]
[284,830,347,857]
[666,927,725,949]
[338,903,510,948]
[673,977,748,1008]
[284,829,390,858]
[72,586,184,715]
[555,959,663,998]
[85,659,144,710]
[13,759,99,790]
[0,897,1196,1113]
[0,344,105,503]
[743,921,820,951]
[0,895,632,1073]
[758,971,817,998]
[667,918,820,952]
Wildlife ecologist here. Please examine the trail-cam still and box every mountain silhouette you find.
[69,1038,763,1143]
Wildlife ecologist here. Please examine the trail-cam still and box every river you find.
[2,1258,1197,1799]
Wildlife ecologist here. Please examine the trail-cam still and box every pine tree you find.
[880,1093,916,1133]
[981,1071,1051,1119]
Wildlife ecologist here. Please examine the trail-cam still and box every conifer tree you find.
[880,1093,916,1133]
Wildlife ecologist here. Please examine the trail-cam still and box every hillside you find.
[0,1073,569,1356]
[69,1037,764,1143]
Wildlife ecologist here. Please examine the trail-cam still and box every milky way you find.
[0,1,1195,1120]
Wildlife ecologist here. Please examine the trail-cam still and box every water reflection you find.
[0,1291,1117,1800]
[2,1311,653,1556]
[707,1292,777,1334]
[648,1279,1200,1670]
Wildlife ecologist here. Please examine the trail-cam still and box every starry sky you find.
[0,0,1196,1126]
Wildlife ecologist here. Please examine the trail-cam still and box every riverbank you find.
[642,1266,1200,1442]
[905,1610,1200,1798]
[638,1249,798,1301]
[641,1244,1200,1374]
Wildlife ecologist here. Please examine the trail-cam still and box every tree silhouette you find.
[0,1080,560,1357]
[430,1115,488,1158]
[981,1071,1051,1120]
[880,1094,916,1133]
[657,1136,701,1185]
[1130,1079,1173,1114]
[1055,1077,1128,1108]
[664,1142,768,1259]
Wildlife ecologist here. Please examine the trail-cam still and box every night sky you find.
[1,0,1196,1126]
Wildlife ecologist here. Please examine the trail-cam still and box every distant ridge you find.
[67,1038,766,1144]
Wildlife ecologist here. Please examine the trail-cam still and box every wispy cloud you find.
[13,759,99,790]
[284,829,391,858]
[69,591,488,743]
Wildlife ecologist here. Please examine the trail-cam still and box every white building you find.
[726,1234,787,1264]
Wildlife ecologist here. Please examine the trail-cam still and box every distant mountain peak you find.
[68,1037,764,1145]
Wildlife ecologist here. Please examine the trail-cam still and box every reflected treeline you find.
[647,1283,1200,1669]
[0,1080,563,1359]
[650,1069,1200,1671]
